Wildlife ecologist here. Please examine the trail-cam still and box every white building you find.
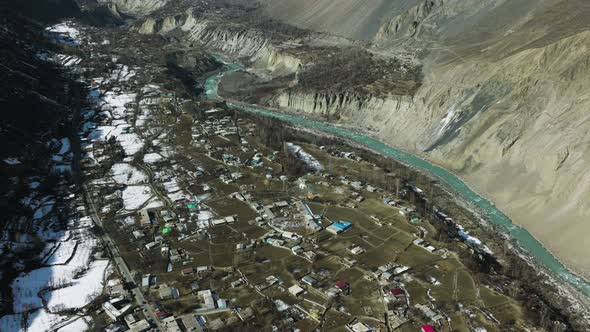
[288,284,305,297]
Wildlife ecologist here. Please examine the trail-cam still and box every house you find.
[349,246,365,255]
[107,279,126,297]
[159,284,179,300]
[145,241,159,250]
[155,310,169,320]
[416,304,445,324]
[162,316,181,332]
[307,189,318,200]
[392,266,410,275]
[282,231,299,241]
[239,307,254,321]
[421,325,436,332]
[141,274,150,288]
[414,239,437,253]
[327,221,353,234]
[196,266,211,274]
[383,197,397,206]
[343,257,357,267]
[256,275,279,291]
[390,288,404,297]
[212,219,227,226]
[274,201,289,208]
[348,321,372,332]
[298,178,307,190]
[161,210,176,222]
[336,281,349,291]
[350,181,363,190]
[230,279,244,288]
[181,267,194,276]
[103,298,132,321]
[128,319,150,332]
[217,298,227,309]
[191,283,200,294]
[266,238,285,246]
[139,209,151,226]
[288,285,305,297]
[179,314,202,332]
[303,251,317,261]
[301,276,317,286]
[381,272,393,281]
[325,287,341,298]
[209,318,225,330]
[291,245,304,254]
[132,230,144,239]
[198,290,217,310]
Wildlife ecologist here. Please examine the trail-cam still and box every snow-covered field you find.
[0,309,91,332]
[1,22,109,332]
[118,132,144,156]
[122,185,153,210]
[11,227,105,313]
[44,259,110,312]
[45,22,80,47]
[143,152,164,164]
[42,240,77,265]
[111,163,147,185]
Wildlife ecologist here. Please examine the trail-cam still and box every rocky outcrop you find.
[374,0,442,40]
[137,13,302,76]
[269,90,415,129]
[185,21,302,74]
[98,0,167,18]
[136,9,196,34]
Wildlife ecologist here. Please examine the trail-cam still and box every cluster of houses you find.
[77,58,490,331]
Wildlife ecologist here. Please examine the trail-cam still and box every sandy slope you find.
[259,0,417,40]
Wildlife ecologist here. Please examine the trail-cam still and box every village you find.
[0,17,548,332]
[72,20,522,331]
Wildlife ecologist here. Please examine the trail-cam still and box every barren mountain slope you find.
[258,0,418,40]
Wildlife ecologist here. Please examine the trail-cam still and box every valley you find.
[2,0,590,331]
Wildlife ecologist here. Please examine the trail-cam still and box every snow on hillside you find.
[286,143,324,171]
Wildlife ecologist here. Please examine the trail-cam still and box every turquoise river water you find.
[204,58,590,297]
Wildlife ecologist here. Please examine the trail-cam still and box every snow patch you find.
[122,185,153,210]
[111,163,147,185]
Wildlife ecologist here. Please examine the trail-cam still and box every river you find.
[203,57,590,297]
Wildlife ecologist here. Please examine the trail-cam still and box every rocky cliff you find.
[136,12,305,76]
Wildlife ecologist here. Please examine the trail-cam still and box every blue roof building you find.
[332,221,352,231]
